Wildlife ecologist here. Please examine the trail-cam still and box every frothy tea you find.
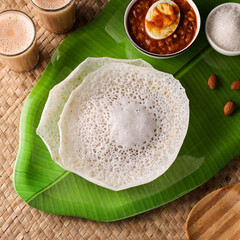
[0,11,39,72]
[0,12,35,55]
[31,0,76,33]
[32,0,71,9]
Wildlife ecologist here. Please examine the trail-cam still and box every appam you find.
[58,62,189,191]
[36,57,152,168]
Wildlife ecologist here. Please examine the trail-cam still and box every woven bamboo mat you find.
[0,0,239,239]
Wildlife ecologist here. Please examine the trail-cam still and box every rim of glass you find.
[0,10,37,57]
[30,0,75,12]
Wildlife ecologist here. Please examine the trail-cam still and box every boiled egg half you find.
[145,0,181,39]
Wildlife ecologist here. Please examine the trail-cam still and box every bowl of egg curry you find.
[124,0,201,58]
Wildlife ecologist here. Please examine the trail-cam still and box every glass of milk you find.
[0,10,39,72]
[30,0,76,34]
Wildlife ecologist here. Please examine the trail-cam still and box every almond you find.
[231,80,240,90]
[224,101,235,116]
[208,74,217,89]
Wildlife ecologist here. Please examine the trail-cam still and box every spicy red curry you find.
[127,0,197,55]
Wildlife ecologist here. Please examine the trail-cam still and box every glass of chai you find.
[0,10,39,72]
[30,0,76,34]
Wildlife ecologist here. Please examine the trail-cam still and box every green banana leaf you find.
[14,0,240,221]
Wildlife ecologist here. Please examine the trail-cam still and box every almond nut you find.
[231,80,240,90]
[224,101,235,116]
[208,74,217,89]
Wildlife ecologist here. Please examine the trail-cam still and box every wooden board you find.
[186,183,240,240]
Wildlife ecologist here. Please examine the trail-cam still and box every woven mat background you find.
[0,0,239,239]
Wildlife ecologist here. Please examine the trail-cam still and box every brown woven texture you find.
[0,0,239,239]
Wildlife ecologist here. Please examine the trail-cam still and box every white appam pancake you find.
[36,58,152,167]
[58,62,189,191]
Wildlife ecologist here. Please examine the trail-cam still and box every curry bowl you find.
[124,0,201,59]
